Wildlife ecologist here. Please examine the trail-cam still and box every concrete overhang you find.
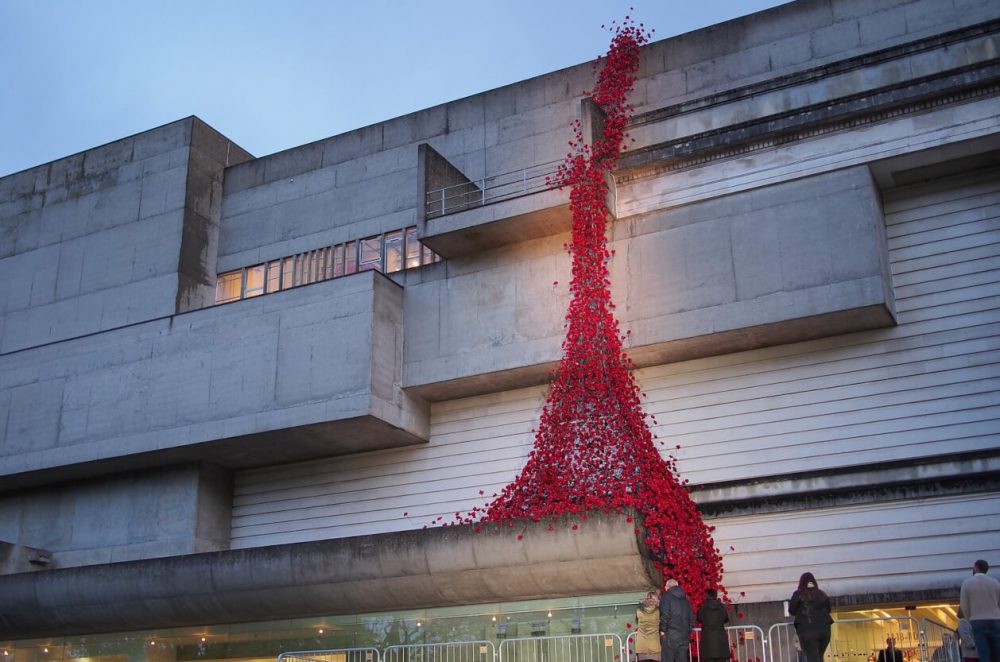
[0,271,429,492]
[404,166,897,402]
[0,510,659,638]
[421,188,572,258]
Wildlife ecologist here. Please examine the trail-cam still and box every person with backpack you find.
[789,572,833,662]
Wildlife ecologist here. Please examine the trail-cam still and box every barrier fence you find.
[280,618,956,662]
[918,618,960,662]
[279,648,381,662]
[500,633,624,662]
[384,641,496,662]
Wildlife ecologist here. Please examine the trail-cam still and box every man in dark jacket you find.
[877,637,904,662]
[660,578,695,662]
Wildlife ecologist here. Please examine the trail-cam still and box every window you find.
[385,230,403,273]
[266,260,282,293]
[333,244,345,277]
[405,227,421,269]
[216,271,242,303]
[282,257,295,290]
[213,226,442,304]
[359,236,381,272]
[344,241,357,275]
[244,264,266,298]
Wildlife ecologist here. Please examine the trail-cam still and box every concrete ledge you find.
[0,510,658,638]
[0,271,429,490]
[421,188,572,258]
[693,450,1000,516]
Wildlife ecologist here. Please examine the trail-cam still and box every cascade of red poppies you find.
[472,17,725,608]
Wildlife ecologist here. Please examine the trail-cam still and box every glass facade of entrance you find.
[1,593,645,662]
[2,599,962,662]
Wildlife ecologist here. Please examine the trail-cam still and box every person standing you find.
[636,589,662,662]
[958,608,979,662]
[960,560,1000,662]
[660,578,695,662]
[788,572,833,662]
[697,588,730,662]
[877,637,904,662]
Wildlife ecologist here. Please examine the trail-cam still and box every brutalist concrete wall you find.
[0,463,232,571]
[0,271,427,490]
[177,119,254,312]
[402,166,895,399]
[0,117,250,354]
[216,62,595,273]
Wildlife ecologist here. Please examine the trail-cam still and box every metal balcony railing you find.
[425,160,562,219]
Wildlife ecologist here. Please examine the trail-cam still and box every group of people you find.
[630,560,1000,662]
[634,578,730,662]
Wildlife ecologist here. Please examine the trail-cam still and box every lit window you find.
[266,260,282,293]
[216,271,242,304]
[333,244,345,277]
[307,249,320,283]
[244,264,266,298]
[321,246,334,280]
[422,244,440,265]
[405,227,421,268]
[281,257,294,290]
[385,230,403,273]
[344,241,357,275]
[359,236,381,272]
[213,226,444,305]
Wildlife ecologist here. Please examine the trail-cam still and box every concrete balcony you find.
[417,144,575,258]
[0,271,428,491]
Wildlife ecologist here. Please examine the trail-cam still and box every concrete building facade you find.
[1,0,999,658]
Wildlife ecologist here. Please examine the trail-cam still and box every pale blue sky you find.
[0,1,789,177]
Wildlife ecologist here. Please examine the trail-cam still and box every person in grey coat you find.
[660,578,695,662]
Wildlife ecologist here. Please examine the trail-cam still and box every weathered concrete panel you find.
[0,271,427,489]
[0,118,251,352]
[0,463,232,571]
[0,510,655,637]
[404,167,895,400]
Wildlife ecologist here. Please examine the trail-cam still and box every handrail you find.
[425,160,562,218]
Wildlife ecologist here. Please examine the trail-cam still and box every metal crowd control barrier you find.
[499,633,625,662]
[830,617,920,662]
[279,618,960,662]
[767,622,798,662]
[714,625,767,662]
[769,617,923,662]
[278,648,382,662]
[918,618,960,662]
[384,641,496,662]
[627,625,766,662]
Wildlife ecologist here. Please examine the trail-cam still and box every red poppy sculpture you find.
[460,17,725,608]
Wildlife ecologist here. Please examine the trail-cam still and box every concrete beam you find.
[0,510,658,638]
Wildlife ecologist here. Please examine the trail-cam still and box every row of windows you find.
[215,226,442,304]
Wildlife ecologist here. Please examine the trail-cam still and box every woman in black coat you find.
[697,589,731,662]
[788,572,833,662]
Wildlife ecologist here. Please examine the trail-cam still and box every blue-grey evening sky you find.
[0,1,788,178]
